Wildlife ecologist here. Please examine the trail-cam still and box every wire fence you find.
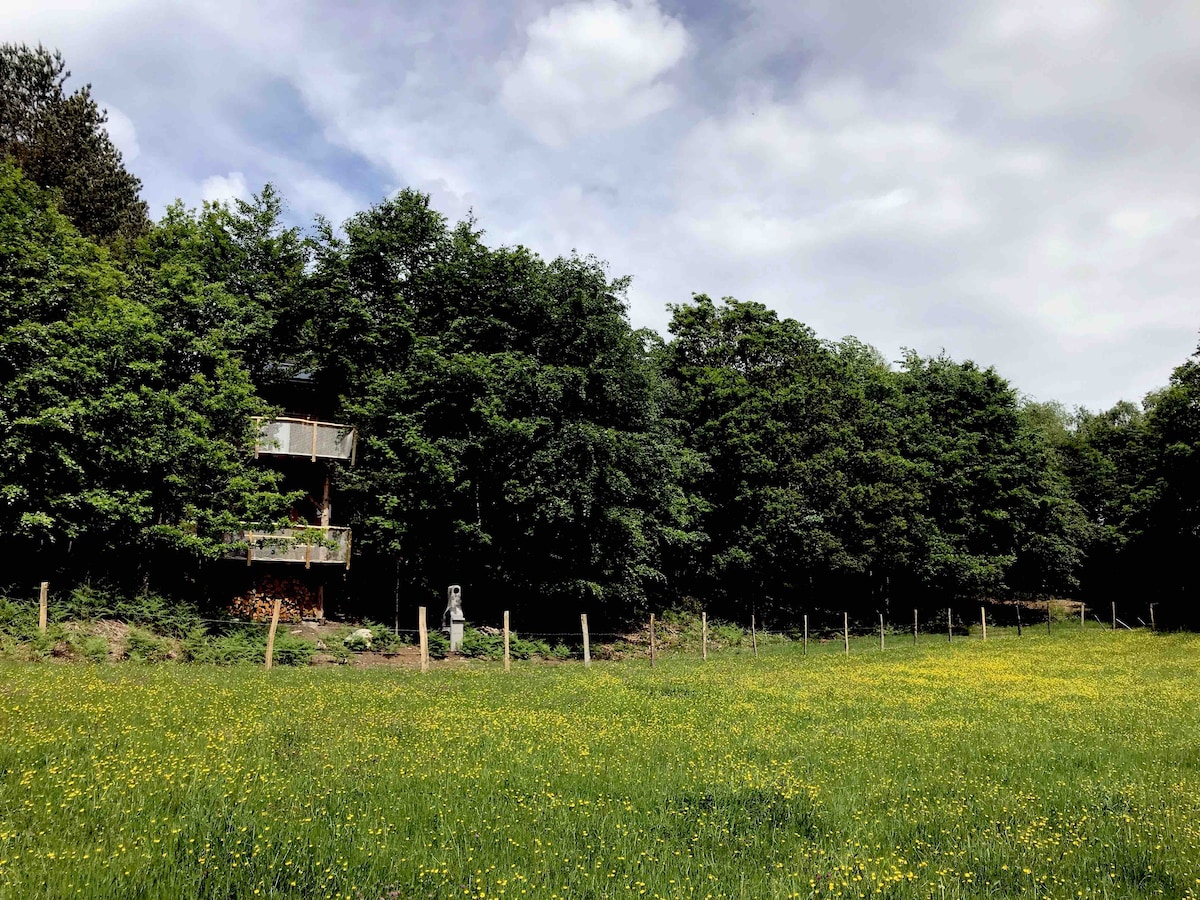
[6,582,1161,672]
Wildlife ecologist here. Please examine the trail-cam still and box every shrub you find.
[124,627,172,662]
[180,626,211,663]
[0,596,38,641]
[342,631,371,652]
[181,627,262,665]
[207,633,262,665]
[77,634,110,663]
[458,628,555,660]
[27,626,62,659]
[509,635,551,660]
[459,628,503,659]
[60,584,117,622]
[426,629,450,659]
[709,623,746,649]
[113,592,201,638]
[271,632,316,667]
[363,620,403,653]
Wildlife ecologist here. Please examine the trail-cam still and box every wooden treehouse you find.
[226,413,358,621]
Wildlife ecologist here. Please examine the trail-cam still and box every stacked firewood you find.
[229,576,321,622]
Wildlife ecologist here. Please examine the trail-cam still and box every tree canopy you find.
[0,43,148,242]
[3,47,1199,628]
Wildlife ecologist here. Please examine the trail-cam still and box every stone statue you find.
[443,584,464,651]
[443,584,464,627]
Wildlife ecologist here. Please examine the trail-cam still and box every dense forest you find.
[3,44,1198,629]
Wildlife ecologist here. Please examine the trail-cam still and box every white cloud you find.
[281,170,363,228]
[100,103,139,160]
[500,0,689,147]
[12,0,1200,410]
[173,3,482,208]
[200,171,249,205]
[675,86,990,259]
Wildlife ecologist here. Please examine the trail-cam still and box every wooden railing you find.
[228,526,352,569]
[252,417,356,463]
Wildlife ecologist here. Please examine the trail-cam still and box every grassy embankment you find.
[1,627,1198,899]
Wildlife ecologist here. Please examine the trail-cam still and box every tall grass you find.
[1,629,1198,899]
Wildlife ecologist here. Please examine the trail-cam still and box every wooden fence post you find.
[582,614,591,668]
[802,614,808,656]
[879,613,884,651]
[1047,599,1052,635]
[843,612,849,654]
[649,614,656,668]
[418,606,429,673]
[1080,602,1085,629]
[701,612,708,661]
[1017,604,1023,637]
[913,609,918,646]
[503,610,511,672]
[980,606,987,641]
[264,596,282,670]
[947,608,952,643]
[751,613,758,658]
[1111,602,1116,632]
[38,581,48,633]
[1150,603,1156,632]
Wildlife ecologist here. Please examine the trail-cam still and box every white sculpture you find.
[443,584,464,651]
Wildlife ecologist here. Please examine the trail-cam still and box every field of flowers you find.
[2,629,1199,899]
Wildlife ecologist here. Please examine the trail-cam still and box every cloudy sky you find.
[9,0,1200,409]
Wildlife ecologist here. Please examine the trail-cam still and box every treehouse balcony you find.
[227,526,352,569]
[253,417,357,463]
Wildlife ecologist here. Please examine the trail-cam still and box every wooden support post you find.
[879,613,884,651]
[264,596,282,671]
[1150,603,1156,632]
[947,608,952,643]
[503,610,511,672]
[310,420,318,461]
[913,609,918,646]
[803,614,808,656]
[649,614,656,668]
[38,581,48,633]
[1080,602,1085,629]
[701,612,708,661]
[1047,599,1052,635]
[1111,602,1117,632]
[581,614,591,668]
[246,531,253,566]
[1016,603,1022,637]
[751,614,758,658]
[843,612,849,654]
[320,474,332,528]
[418,606,429,673]
[980,607,987,641]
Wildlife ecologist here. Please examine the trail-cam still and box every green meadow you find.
[2,629,1199,899]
